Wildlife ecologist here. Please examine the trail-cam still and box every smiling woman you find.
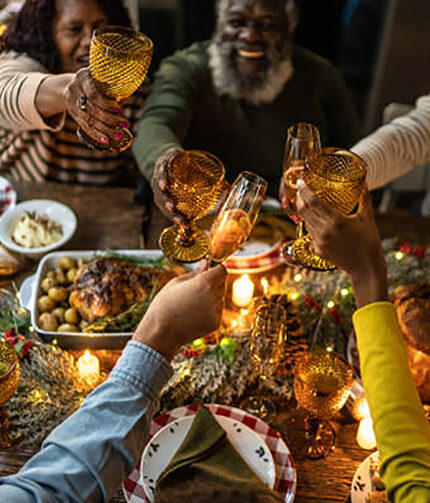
[0,0,147,185]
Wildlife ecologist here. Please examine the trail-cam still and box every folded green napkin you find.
[154,406,284,502]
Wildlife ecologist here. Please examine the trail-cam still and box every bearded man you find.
[133,0,360,246]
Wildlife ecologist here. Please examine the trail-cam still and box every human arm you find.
[296,182,430,502]
[0,52,129,142]
[352,94,430,190]
[0,264,227,503]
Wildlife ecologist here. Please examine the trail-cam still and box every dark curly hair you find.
[3,0,132,73]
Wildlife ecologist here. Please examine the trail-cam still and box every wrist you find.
[349,258,388,309]
[132,317,176,362]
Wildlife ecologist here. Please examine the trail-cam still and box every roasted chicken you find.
[69,257,176,323]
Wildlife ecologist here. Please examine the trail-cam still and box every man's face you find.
[216,0,291,79]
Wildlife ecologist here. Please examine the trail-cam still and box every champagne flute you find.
[290,148,367,271]
[208,172,268,264]
[241,300,287,421]
[294,349,353,459]
[77,26,153,152]
[281,123,321,263]
[159,150,225,263]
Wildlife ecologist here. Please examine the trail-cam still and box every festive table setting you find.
[0,173,428,503]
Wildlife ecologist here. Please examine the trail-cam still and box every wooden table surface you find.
[1,182,430,503]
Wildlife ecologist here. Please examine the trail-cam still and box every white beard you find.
[208,41,294,105]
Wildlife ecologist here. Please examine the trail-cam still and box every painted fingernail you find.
[113,132,124,140]
[119,121,128,128]
[114,108,123,114]
[100,136,109,144]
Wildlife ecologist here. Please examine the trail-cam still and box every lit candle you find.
[77,350,100,382]
[232,274,254,307]
[356,416,376,450]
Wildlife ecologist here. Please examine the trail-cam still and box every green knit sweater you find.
[133,41,361,197]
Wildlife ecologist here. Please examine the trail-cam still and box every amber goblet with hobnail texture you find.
[290,148,367,271]
[0,341,20,449]
[78,25,153,152]
[159,150,225,263]
[294,349,353,458]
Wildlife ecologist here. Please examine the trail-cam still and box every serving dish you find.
[0,199,77,259]
[20,249,170,349]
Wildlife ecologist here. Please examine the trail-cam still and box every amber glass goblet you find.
[294,349,353,458]
[159,150,225,263]
[289,147,367,271]
[208,172,268,263]
[78,26,153,152]
[241,300,287,421]
[0,341,20,449]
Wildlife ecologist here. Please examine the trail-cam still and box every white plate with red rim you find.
[122,403,297,503]
[0,176,17,217]
[140,414,276,501]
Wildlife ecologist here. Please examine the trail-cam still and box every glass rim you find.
[236,171,268,188]
[92,25,153,55]
[168,149,225,188]
[0,341,18,384]
[305,147,367,184]
[295,348,354,381]
[287,122,321,140]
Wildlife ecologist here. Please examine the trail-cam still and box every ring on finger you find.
[77,95,88,111]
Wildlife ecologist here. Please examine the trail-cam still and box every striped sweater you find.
[352,93,430,191]
[0,51,146,184]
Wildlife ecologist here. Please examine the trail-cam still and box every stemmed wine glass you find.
[159,150,225,263]
[78,25,153,152]
[281,123,321,263]
[241,300,287,421]
[289,148,367,271]
[294,349,353,458]
[208,171,268,264]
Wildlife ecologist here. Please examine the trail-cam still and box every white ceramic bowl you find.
[0,199,77,259]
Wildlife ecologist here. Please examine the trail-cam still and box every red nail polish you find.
[114,108,122,114]
[113,132,124,140]
[100,136,109,144]
[119,121,128,128]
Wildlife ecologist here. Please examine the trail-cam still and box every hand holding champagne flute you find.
[208,172,268,264]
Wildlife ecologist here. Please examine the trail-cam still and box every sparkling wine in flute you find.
[208,171,268,263]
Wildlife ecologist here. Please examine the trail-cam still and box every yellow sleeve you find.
[353,302,430,503]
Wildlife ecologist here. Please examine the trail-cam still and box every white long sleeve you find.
[352,93,430,190]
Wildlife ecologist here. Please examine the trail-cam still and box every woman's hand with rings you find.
[64,68,130,145]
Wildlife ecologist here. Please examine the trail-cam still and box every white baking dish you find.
[20,249,166,349]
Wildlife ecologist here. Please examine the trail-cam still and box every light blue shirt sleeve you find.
[0,341,173,503]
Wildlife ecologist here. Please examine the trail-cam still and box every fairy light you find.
[294,273,303,282]
[327,300,335,309]
[231,320,238,329]
[326,346,334,353]
[340,288,349,297]
[182,368,191,377]
[290,291,300,301]
[395,251,404,261]
[240,308,249,316]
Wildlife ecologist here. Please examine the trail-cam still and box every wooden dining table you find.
[1,181,430,503]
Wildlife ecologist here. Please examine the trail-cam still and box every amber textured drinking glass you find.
[78,26,153,152]
[159,150,225,263]
[241,300,287,421]
[294,349,353,458]
[290,147,367,271]
[209,172,267,263]
[0,341,20,449]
